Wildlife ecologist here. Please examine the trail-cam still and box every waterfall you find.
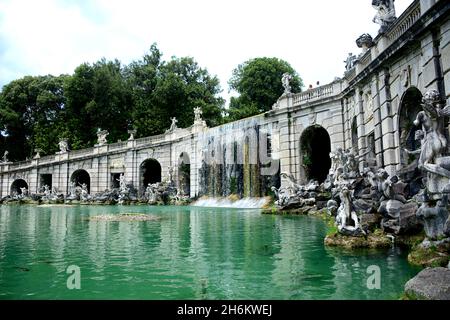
[192,197,271,209]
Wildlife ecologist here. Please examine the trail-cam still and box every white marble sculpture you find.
[96,129,109,146]
[58,140,69,153]
[281,73,292,94]
[372,0,396,33]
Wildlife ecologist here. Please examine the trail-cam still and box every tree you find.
[64,59,132,149]
[0,75,67,160]
[226,57,303,121]
[126,44,224,138]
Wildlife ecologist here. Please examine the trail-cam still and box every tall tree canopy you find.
[0,43,225,161]
[64,59,133,150]
[226,57,303,121]
[0,75,68,161]
[126,44,224,137]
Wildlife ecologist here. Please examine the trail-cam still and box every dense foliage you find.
[226,57,303,121]
[0,44,225,161]
[0,46,303,161]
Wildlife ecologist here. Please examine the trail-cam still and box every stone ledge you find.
[324,231,392,249]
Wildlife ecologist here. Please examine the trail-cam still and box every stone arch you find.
[70,169,91,193]
[299,125,331,183]
[398,87,423,168]
[140,158,162,192]
[178,152,190,196]
[10,179,28,196]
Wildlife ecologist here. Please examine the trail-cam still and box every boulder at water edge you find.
[404,267,450,300]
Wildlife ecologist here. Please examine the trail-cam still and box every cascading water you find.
[192,197,271,209]
[197,114,281,200]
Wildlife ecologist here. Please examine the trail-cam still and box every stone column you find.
[278,115,293,188]
[355,89,367,171]
[371,74,384,168]
[378,69,397,175]
[440,18,450,105]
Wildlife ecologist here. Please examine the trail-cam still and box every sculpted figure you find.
[194,107,203,122]
[167,117,178,132]
[372,0,396,32]
[96,129,109,146]
[413,90,450,178]
[58,140,69,153]
[335,187,364,236]
[2,150,8,163]
[344,53,357,71]
[281,73,292,94]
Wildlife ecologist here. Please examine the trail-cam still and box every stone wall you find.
[0,0,448,200]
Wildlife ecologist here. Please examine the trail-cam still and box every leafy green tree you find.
[126,44,224,138]
[64,59,132,149]
[226,57,303,121]
[0,43,225,160]
[0,75,67,160]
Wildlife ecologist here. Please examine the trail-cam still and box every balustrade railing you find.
[386,1,421,44]
[292,83,335,106]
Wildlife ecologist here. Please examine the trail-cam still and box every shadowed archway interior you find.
[71,169,91,193]
[10,179,28,195]
[300,125,332,183]
[141,159,162,190]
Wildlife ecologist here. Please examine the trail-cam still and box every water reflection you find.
[0,205,420,299]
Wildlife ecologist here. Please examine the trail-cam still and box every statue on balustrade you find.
[372,0,396,33]
[281,73,292,94]
[2,150,9,163]
[96,129,109,146]
[344,53,357,72]
[58,140,69,153]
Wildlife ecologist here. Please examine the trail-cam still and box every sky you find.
[0,0,412,105]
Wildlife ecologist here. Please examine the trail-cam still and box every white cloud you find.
[0,0,413,104]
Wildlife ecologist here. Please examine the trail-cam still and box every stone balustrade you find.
[292,82,337,106]
[385,1,421,44]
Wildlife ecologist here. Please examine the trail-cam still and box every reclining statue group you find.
[272,89,450,241]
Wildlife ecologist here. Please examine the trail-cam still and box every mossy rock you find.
[324,231,392,249]
[408,245,450,268]
[395,232,426,249]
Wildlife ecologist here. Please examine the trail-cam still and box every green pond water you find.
[0,205,420,300]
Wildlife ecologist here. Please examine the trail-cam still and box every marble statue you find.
[20,187,29,197]
[2,151,8,163]
[335,187,365,236]
[117,173,130,204]
[128,130,136,141]
[413,89,450,179]
[194,107,203,122]
[168,166,174,184]
[58,140,69,153]
[344,53,357,72]
[281,73,292,94]
[166,117,178,133]
[96,129,109,146]
[34,149,42,159]
[372,0,396,33]
[80,183,90,201]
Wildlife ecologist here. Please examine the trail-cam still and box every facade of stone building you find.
[0,0,449,199]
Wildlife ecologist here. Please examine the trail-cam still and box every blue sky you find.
[0,0,412,104]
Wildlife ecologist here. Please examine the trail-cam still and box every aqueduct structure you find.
[1,0,449,200]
